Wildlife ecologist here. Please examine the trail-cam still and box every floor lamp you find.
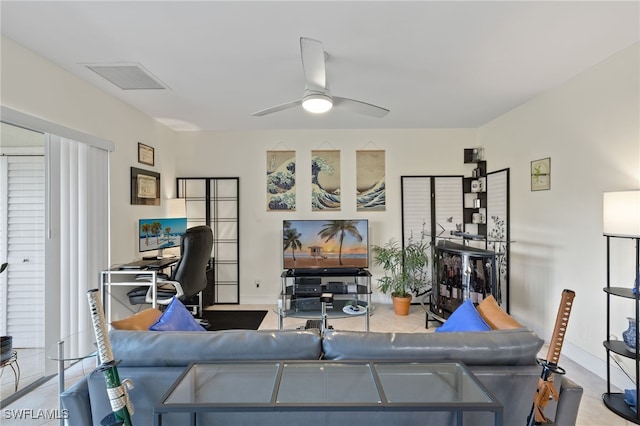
[602,189,640,421]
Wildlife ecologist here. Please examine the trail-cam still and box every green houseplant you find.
[372,232,430,315]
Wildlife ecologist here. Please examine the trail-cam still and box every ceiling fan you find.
[252,37,389,118]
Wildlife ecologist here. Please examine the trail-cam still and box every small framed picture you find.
[531,157,550,191]
[131,167,160,205]
[138,142,155,166]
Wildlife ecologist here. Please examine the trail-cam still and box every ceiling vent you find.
[84,63,168,90]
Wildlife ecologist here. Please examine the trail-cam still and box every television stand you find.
[287,267,365,276]
[278,269,372,331]
[304,319,334,331]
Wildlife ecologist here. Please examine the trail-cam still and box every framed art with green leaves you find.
[531,157,550,191]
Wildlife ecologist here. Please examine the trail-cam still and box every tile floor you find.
[1,348,48,402]
[0,303,635,425]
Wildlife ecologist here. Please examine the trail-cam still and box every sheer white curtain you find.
[46,135,110,358]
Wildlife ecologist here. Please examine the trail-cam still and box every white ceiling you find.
[1,1,638,132]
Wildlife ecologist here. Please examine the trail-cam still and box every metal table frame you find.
[0,351,20,392]
[154,360,503,426]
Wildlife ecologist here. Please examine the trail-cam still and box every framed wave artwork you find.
[311,150,341,211]
[267,150,296,211]
[356,150,385,211]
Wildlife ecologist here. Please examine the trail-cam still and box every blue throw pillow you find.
[436,299,491,333]
[149,297,206,331]
[625,388,637,413]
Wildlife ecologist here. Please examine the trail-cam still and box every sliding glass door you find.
[0,122,46,401]
[1,108,113,405]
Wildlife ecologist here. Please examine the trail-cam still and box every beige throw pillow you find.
[476,295,522,330]
[111,308,163,331]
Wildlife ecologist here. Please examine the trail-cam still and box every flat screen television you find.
[283,219,369,270]
[138,217,188,259]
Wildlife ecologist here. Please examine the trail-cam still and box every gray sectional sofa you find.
[61,328,582,426]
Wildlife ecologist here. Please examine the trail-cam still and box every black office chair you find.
[127,225,213,316]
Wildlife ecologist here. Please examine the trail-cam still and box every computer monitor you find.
[138,217,188,259]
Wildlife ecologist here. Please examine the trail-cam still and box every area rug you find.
[201,310,267,331]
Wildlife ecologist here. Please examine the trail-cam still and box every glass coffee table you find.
[154,360,503,426]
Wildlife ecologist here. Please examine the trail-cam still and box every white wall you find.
[0,35,476,302]
[479,43,640,388]
[174,129,476,304]
[4,33,639,388]
[1,36,179,264]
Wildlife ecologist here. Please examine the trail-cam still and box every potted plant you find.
[372,232,430,315]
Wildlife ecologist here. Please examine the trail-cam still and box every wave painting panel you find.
[267,150,296,211]
[357,150,385,211]
[311,150,341,211]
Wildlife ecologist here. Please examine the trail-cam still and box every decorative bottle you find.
[440,265,448,306]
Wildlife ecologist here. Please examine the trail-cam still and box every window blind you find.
[46,135,109,358]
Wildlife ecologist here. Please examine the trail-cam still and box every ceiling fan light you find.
[302,93,333,113]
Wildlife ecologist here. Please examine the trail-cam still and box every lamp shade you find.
[603,190,640,237]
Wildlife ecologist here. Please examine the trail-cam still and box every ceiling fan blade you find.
[300,37,326,91]
[333,97,390,118]
[251,99,302,117]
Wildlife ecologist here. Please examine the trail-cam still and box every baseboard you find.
[565,340,632,389]
[527,321,634,391]
[241,295,277,305]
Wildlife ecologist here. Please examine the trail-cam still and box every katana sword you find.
[87,289,134,426]
[527,289,575,425]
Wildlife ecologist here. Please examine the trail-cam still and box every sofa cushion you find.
[111,308,162,330]
[110,329,322,367]
[476,295,523,330]
[149,297,206,331]
[86,367,184,426]
[60,376,92,426]
[321,329,543,365]
[436,299,491,332]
